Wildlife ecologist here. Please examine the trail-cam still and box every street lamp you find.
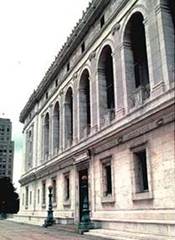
[43,185,55,227]
[78,175,93,234]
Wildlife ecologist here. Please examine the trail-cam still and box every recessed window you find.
[101,157,113,197]
[64,173,70,201]
[45,92,48,99]
[67,62,70,72]
[55,79,58,87]
[25,186,29,208]
[100,15,105,28]
[134,149,148,193]
[81,42,85,53]
[52,178,57,203]
[42,181,46,205]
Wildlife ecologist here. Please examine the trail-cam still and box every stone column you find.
[143,14,165,97]
[111,24,126,118]
[155,2,175,90]
[88,52,98,133]
[121,41,135,112]
[73,75,78,145]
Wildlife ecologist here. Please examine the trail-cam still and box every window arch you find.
[98,45,115,126]
[79,69,91,138]
[44,112,49,159]
[124,12,150,108]
[64,87,73,147]
[53,101,60,154]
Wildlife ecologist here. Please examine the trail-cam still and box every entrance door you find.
[79,169,89,222]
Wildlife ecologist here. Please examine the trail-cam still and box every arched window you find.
[98,45,115,126]
[124,12,150,108]
[53,101,60,154]
[44,113,49,159]
[79,69,91,138]
[64,87,73,147]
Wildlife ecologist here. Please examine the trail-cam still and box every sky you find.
[0,0,89,190]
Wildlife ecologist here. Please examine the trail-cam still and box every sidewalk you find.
[0,220,108,240]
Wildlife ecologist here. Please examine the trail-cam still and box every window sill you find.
[132,191,153,201]
[63,199,71,207]
[42,203,46,208]
[101,195,115,204]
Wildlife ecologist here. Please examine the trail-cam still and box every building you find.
[17,0,174,239]
[0,118,14,180]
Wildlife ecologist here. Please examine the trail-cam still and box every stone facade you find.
[18,0,175,238]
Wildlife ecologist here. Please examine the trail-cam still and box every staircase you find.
[84,229,175,240]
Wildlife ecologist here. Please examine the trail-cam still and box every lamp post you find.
[43,185,55,227]
[78,175,93,234]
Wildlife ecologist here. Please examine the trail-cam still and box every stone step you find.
[84,229,175,240]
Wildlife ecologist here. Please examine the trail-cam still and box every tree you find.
[0,177,19,215]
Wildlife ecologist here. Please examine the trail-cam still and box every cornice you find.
[19,0,111,123]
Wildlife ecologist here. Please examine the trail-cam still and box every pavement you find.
[0,220,107,240]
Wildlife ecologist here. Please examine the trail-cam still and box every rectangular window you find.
[64,173,70,201]
[67,62,70,72]
[25,186,29,208]
[105,165,112,195]
[81,42,85,53]
[42,181,46,205]
[101,157,113,198]
[100,15,105,28]
[134,149,148,193]
[52,178,57,203]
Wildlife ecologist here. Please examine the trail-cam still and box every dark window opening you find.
[45,92,48,99]
[65,88,73,147]
[134,149,148,192]
[42,181,46,205]
[105,165,112,195]
[100,15,105,28]
[98,45,115,122]
[52,179,57,203]
[44,113,49,157]
[65,175,70,200]
[67,62,70,72]
[130,13,149,89]
[79,69,91,138]
[53,102,60,152]
[81,42,85,53]
[55,79,58,87]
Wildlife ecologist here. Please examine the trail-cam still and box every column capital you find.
[88,51,96,61]
[111,23,120,36]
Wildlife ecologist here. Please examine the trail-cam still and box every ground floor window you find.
[52,178,57,204]
[64,172,70,202]
[131,144,153,201]
[134,149,148,192]
[42,180,46,206]
[25,186,29,209]
[101,156,114,199]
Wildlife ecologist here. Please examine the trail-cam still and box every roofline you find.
[19,0,111,123]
